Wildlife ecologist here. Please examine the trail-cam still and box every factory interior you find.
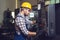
[0,0,60,40]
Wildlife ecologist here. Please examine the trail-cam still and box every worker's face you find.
[24,8,31,16]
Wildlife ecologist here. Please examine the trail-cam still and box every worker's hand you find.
[31,20,36,24]
[33,20,36,24]
[28,31,36,36]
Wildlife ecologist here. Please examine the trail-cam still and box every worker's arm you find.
[15,17,36,36]
[25,16,36,25]
[28,31,36,36]
[26,18,36,25]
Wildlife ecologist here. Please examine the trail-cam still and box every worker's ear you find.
[20,8,24,11]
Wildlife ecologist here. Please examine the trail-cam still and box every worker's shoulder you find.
[16,13,24,18]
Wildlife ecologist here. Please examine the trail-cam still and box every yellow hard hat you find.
[21,2,32,9]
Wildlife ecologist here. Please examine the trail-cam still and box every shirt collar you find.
[18,13,25,18]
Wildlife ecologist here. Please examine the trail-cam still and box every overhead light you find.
[38,4,41,10]
[45,1,50,5]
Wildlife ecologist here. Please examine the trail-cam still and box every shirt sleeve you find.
[26,19,32,24]
[26,16,32,24]
[15,17,29,35]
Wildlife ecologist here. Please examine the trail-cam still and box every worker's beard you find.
[24,13,28,16]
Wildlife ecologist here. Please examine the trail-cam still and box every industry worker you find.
[14,2,36,40]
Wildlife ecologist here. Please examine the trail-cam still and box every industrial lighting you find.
[38,4,41,10]
[11,12,15,23]
[45,1,50,5]
[11,12,15,18]
[56,0,60,3]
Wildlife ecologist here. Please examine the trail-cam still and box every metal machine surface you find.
[46,4,55,37]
